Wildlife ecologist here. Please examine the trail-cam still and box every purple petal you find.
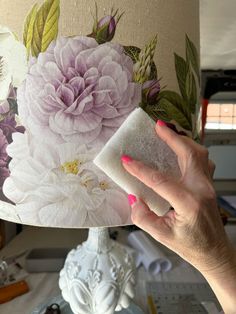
[0,100,10,114]
[63,124,102,144]
[64,94,93,115]
[101,61,123,81]
[93,90,113,107]
[98,15,112,28]
[102,115,126,127]
[92,105,118,119]
[74,111,102,132]
[69,77,85,98]
[75,53,89,76]
[57,85,75,106]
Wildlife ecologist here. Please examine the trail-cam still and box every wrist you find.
[198,244,236,314]
[195,240,236,278]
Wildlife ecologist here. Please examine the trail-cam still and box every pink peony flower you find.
[17,36,141,146]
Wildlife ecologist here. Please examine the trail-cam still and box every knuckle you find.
[205,187,217,202]
[131,209,143,226]
[176,189,189,201]
[186,146,209,162]
[186,194,201,212]
[185,147,196,161]
[191,188,217,213]
[201,147,209,159]
[150,171,168,186]
[134,163,146,178]
[209,160,216,171]
[201,180,217,200]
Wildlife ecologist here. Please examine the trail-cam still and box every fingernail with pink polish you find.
[121,155,133,164]
[128,194,137,206]
[157,120,167,127]
[157,120,188,136]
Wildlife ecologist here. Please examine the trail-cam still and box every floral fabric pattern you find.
[17,36,141,146]
[0,26,27,101]
[0,0,199,227]
[3,132,131,226]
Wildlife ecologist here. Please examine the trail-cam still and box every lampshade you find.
[0,0,200,228]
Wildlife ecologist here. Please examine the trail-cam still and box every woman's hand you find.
[121,121,234,273]
[121,121,236,313]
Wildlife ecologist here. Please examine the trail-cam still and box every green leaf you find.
[96,23,109,44]
[185,70,192,100]
[31,0,60,57]
[141,103,169,123]
[157,90,192,124]
[23,3,38,58]
[174,53,188,100]
[158,90,187,114]
[123,46,141,63]
[185,70,197,113]
[149,61,157,80]
[157,98,192,130]
[8,98,18,115]
[186,34,200,84]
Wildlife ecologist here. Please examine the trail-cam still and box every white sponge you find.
[94,108,180,216]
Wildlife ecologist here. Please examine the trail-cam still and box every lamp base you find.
[59,227,137,314]
[31,295,145,314]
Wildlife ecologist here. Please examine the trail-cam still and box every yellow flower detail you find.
[61,159,82,175]
[81,179,95,190]
[99,181,110,191]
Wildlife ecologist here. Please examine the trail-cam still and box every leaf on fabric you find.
[23,3,38,58]
[186,34,200,84]
[31,0,60,57]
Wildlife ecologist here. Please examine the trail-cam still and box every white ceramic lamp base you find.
[59,228,136,314]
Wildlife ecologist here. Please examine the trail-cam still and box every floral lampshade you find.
[0,0,200,228]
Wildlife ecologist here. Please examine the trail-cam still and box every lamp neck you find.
[84,227,112,253]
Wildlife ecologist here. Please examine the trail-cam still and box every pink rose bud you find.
[96,15,116,44]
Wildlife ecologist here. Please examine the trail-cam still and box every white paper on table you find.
[94,108,181,217]
[201,302,222,314]
[128,230,172,275]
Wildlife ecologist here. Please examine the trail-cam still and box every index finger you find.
[122,157,193,214]
[155,122,195,158]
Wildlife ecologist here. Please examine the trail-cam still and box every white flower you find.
[0,26,27,101]
[3,132,131,227]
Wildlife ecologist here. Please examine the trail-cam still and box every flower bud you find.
[96,15,116,43]
[143,79,160,103]
[89,5,123,45]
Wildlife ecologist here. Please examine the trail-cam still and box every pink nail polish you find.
[128,194,137,206]
[157,120,167,127]
[157,120,188,136]
[121,155,133,163]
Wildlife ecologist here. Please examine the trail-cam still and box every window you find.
[206,103,236,130]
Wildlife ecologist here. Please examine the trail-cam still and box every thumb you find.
[129,195,174,243]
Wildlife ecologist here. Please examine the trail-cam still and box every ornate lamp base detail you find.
[59,228,136,314]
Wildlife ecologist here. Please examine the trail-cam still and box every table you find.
[0,225,236,313]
